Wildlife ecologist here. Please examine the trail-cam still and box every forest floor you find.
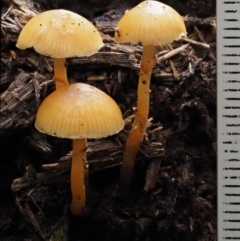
[0,0,216,240]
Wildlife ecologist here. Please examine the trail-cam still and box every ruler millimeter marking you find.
[217,1,240,240]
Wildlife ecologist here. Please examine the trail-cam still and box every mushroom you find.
[16,9,103,89]
[35,83,124,216]
[114,0,187,189]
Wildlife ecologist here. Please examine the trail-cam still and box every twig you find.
[1,5,13,20]
[181,37,210,49]
[167,44,179,80]
[15,196,47,241]
[144,158,162,191]
[193,26,207,45]
[157,44,189,63]
[153,73,178,81]
[193,26,216,61]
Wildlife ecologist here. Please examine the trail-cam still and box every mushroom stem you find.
[53,58,69,89]
[119,44,155,189]
[70,138,87,216]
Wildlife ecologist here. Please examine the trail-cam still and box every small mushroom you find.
[114,0,187,189]
[35,83,124,216]
[16,9,103,89]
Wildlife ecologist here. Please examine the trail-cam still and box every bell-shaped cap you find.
[16,9,103,58]
[114,0,187,45]
[35,83,124,139]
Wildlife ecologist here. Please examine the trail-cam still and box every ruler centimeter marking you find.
[217,0,240,240]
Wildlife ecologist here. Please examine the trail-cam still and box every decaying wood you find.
[70,51,140,71]
[0,72,54,131]
[1,0,38,34]
[95,19,118,34]
[12,130,165,191]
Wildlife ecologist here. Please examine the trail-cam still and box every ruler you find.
[217,1,240,240]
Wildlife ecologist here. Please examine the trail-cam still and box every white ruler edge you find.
[217,0,240,240]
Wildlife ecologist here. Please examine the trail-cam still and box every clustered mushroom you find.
[16,0,187,215]
[114,0,187,189]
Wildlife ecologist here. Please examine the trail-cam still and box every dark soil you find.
[0,0,216,240]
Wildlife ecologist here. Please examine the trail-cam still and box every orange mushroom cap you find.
[35,83,124,139]
[114,0,187,45]
[16,9,103,58]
